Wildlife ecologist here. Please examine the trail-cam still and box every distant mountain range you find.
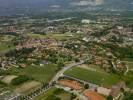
[0,0,133,16]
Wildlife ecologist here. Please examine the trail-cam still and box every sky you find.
[0,0,132,15]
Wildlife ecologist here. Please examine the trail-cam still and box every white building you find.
[97,87,111,96]
[81,19,90,24]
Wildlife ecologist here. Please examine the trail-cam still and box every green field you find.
[0,42,15,53]
[0,35,16,54]
[35,87,72,100]
[64,67,121,88]
[124,71,133,88]
[0,64,59,83]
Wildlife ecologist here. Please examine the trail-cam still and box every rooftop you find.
[59,79,83,90]
[83,90,105,100]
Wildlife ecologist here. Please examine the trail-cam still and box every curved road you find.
[50,60,85,84]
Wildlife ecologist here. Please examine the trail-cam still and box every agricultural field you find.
[1,75,18,84]
[35,87,72,100]
[0,64,59,83]
[0,35,16,54]
[1,64,58,83]
[15,81,41,93]
[0,64,60,95]
[0,42,15,54]
[64,67,121,88]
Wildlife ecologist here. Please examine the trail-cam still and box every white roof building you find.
[97,87,111,96]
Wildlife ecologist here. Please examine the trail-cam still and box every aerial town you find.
[0,0,133,100]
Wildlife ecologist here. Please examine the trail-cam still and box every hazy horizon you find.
[0,0,132,15]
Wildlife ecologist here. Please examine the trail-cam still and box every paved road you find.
[124,65,129,75]
[50,55,93,83]
[50,60,85,84]
[111,61,117,70]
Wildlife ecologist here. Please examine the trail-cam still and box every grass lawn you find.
[124,71,133,88]
[1,64,59,83]
[64,67,121,88]
[35,87,71,100]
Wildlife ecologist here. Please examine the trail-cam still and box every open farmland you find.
[0,35,16,54]
[0,42,15,54]
[0,64,59,83]
[15,81,41,93]
[1,75,18,84]
[64,67,121,88]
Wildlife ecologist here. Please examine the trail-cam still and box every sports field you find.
[64,67,121,88]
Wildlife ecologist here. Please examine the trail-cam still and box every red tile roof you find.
[83,90,106,100]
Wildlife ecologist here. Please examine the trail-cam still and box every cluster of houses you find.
[0,57,17,70]
[16,38,60,50]
[0,56,29,70]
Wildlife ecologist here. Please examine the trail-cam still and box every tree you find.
[84,84,89,89]
[57,62,64,68]
[107,95,113,100]
[71,93,76,100]
[11,75,33,85]
[75,58,80,62]
[123,92,133,100]
[120,88,124,93]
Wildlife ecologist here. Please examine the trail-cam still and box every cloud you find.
[50,5,61,8]
[131,2,133,5]
[70,0,104,6]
